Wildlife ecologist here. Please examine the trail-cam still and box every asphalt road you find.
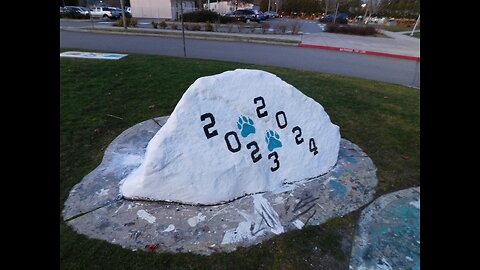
[60,29,420,88]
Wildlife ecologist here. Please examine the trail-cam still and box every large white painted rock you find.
[120,69,340,205]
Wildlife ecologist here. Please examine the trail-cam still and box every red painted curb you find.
[298,43,420,61]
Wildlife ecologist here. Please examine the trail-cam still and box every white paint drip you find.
[221,194,285,245]
[137,209,156,223]
[253,194,284,234]
[163,224,175,232]
[293,219,304,229]
[187,213,206,227]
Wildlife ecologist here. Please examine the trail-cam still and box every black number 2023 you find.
[200,113,218,139]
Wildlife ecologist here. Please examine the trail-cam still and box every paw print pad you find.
[237,116,256,138]
[265,130,282,152]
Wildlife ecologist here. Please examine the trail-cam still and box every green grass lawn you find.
[60,49,419,269]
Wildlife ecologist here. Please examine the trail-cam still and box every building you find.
[130,0,196,20]
[203,1,257,15]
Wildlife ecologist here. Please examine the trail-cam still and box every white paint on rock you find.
[120,69,340,205]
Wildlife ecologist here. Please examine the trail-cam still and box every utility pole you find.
[268,0,271,12]
[119,0,127,29]
[410,14,420,36]
[180,0,186,57]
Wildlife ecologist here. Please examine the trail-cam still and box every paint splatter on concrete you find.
[350,187,420,270]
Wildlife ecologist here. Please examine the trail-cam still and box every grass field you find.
[60,49,419,269]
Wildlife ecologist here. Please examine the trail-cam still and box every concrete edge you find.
[60,27,300,47]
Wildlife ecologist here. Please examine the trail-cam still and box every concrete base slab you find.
[350,187,420,270]
[63,116,378,255]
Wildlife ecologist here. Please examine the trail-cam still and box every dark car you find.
[254,10,267,20]
[319,13,348,23]
[263,11,279,18]
[233,9,261,23]
[64,6,90,15]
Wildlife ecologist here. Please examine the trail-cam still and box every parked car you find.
[263,11,279,18]
[254,10,267,20]
[110,7,132,18]
[64,6,90,15]
[89,6,122,20]
[319,13,348,23]
[232,9,261,23]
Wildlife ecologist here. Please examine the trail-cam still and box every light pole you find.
[180,0,186,57]
[410,14,420,36]
[361,3,367,24]
[333,0,339,24]
[119,0,127,30]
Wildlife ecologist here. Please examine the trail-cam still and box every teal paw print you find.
[237,116,256,138]
[265,130,282,151]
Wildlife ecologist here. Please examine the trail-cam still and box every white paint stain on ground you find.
[253,194,284,234]
[221,194,284,245]
[96,188,109,196]
[187,213,206,227]
[137,209,156,223]
[121,154,143,166]
[163,224,175,232]
[293,219,304,229]
[409,199,420,209]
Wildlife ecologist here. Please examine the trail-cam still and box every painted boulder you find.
[120,69,340,205]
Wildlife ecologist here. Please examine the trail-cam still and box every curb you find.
[61,27,300,47]
[298,43,420,61]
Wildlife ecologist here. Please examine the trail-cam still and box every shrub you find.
[191,24,201,31]
[237,22,246,33]
[151,21,158,28]
[159,21,167,29]
[289,20,302,34]
[219,16,233,24]
[204,21,213,31]
[113,17,138,27]
[274,22,288,34]
[171,24,178,30]
[335,17,348,24]
[261,22,271,33]
[324,23,378,35]
[181,10,220,23]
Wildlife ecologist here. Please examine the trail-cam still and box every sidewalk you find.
[299,29,420,60]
